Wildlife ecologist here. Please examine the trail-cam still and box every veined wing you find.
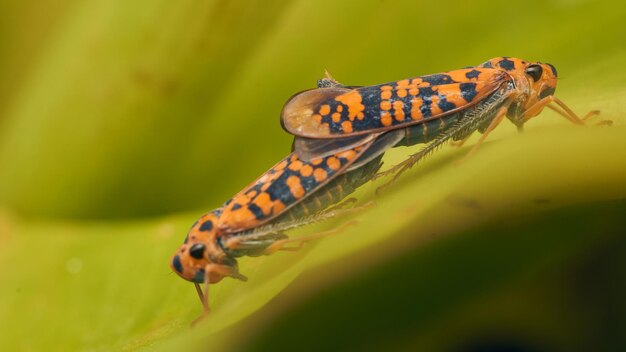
[281,68,510,138]
[292,133,379,161]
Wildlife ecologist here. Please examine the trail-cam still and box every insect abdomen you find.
[399,113,461,147]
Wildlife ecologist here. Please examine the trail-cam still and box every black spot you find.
[300,174,317,189]
[199,220,213,232]
[193,269,205,283]
[547,63,558,77]
[358,86,383,132]
[420,100,432,118]
[189,243,206,259]
[266,183,280,201]
[317,101,347,133]
[438,96,456,112]
[418,86,437,98]
[322,113,346,134]
[172,255,183,273]
[231,203,242,211]
[248,203,265,220]
[183,234,189,244]
[418,87,438,118]
[465,69,481,79]
[539,87,556,99]
[460,82,478,102]
[223,198,233,206]
[498,58,515,71]
[266,171,298,205]
[481,61,493,68]
[422,74,454,85]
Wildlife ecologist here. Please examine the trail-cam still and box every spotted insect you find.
[282,57,610,185]
[171,141,388,322]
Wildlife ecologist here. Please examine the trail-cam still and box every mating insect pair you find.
[172,57,608,321]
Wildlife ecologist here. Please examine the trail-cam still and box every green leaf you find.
[0,0,624,351]
[2,123,625,351]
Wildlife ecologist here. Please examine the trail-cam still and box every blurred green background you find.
[0,0,624,351]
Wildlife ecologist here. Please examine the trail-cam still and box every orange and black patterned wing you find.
[281,68,510,138]
[217,142,373,234]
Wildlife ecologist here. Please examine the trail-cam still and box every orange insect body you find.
[171,144,370,283]
[171,140,386,318]
[173,57,607,320]
[282,57,605,181]
[282,57,560,138]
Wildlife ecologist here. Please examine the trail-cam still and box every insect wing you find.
[292,133,378,161]
[218,142,374,233]
[346,129,405,172]
[280,87,353,137]
[281,68,509,138]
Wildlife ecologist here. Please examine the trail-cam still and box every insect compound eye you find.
[189,243,206,259]
[525,64,543,82]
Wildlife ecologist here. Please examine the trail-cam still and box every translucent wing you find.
[292,133,378,161]
[346,129,405,172]
[281,68,510,138]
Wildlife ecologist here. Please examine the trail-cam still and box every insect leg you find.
[263,219,358,255]
[228,200,375,249]
[456,106,508,164]
[524,96,611,126]
[547,105,602,123]
[450,135,472,148]
[324,197,358,212]
[373,149,429,188]
[581,109,601,121]
[192,280,212,326]
[300,200,374,225]
[195,283,209,313]
[546,104,603,125]
[191,263,247,326]
[375,116,482,192]
[546,104,608,125]
[238,203,374,256]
